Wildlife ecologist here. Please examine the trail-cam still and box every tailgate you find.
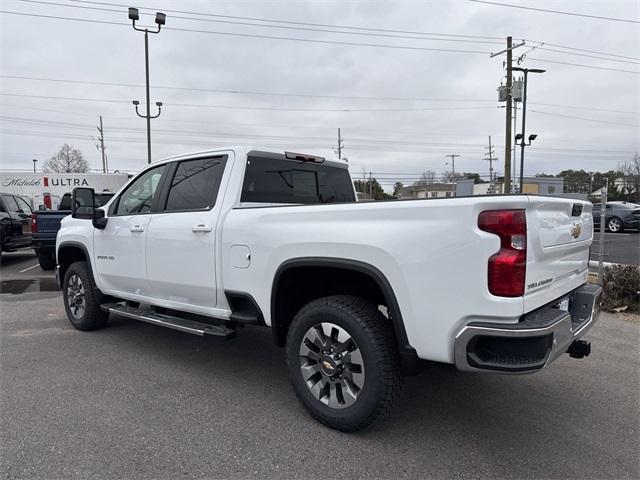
[37,212,67,234]
[524,196,593,312]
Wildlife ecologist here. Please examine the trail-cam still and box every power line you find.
[529,109,639,128]
[15,0,506,46]
[468,0,640,24]
[66,0,504,40]
[0,10,492,55]
[527,57,639,75]
[0,74,496,103]
[524,40,639,62]
[3,8,637,72]
[2,75,637,115]
[0,92,501,112]
[534,46,640,65]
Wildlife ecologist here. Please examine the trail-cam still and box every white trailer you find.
[0,172,130,209]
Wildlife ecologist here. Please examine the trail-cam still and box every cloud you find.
[1,0,638,187]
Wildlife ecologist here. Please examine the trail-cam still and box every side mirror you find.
[72,188,108,229]
[72,187,95,219]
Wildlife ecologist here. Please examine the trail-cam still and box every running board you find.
[101,303,236,338]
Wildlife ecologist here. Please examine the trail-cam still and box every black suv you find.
[0,193,33,253]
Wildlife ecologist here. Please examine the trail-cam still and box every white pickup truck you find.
[57,146,601,431]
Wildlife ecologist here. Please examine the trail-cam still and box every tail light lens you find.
[478,209,527,297]
[31,213,38,233]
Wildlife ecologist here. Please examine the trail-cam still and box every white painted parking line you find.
[18,264,40,273]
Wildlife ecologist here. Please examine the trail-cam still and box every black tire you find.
[285,295,401,432]
[606,216,623,233]
[62,261,108,331]
[37,249,56,270]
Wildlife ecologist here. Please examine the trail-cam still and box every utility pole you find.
[337,128,343,160]
[504,36,513,193]
[484,136,498,193]
[369,171,373,199]
[491,37,524,193]
[97,115,107,173]
[445,154,460,178]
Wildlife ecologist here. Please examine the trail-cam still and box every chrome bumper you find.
[454,284,602,373]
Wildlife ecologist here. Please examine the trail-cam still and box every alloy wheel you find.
[608,217,621,232]
[66,274,86,320]
[299,322,365,409]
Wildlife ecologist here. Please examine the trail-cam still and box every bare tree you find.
[43,144,89,173]
[616,152,640,198]
[441,171,464,184]
[413,170,436,187]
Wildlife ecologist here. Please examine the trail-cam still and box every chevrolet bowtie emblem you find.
[322,360,334,370]
[571,223,582,239]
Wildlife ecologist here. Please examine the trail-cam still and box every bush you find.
[601,265,640,313]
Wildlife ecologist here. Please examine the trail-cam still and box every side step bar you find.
[101,303,236,338]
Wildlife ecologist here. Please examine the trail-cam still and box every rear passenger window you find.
[241,156,355,204]
[164,156,227,212]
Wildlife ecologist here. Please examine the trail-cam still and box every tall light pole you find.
[128,7,166,164]
[512,67,545,190]
[32,158,37,173]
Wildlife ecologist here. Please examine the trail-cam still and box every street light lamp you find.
[511,66,545,191]
[128,6,166,164]
[32,158,37,173]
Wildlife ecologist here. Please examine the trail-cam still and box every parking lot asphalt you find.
[1,284,639,479]
[590,231,639,266]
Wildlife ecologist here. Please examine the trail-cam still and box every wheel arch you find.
[270,257,419,371]
[57,241,93,287]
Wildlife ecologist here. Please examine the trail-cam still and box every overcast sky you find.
[1,0,638,188]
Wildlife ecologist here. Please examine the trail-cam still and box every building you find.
[456,177,564,197]
[398,183,456,199]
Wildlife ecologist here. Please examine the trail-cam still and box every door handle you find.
[192,224,212,233]
[130,225,145,232]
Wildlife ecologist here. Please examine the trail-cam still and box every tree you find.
[461,172,482,183]
[43,144,89,173]
[353,178,393,200]
[616,153,640,201]
[392,182,404,198]
[441,171,464,184]
[414,170,436,187]
[557,169,591,194]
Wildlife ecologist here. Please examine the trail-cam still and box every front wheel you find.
[607,216,623,233]
[63,261,108,331]
[286,295,401,432]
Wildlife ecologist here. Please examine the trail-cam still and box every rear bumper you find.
[454,283,602,373]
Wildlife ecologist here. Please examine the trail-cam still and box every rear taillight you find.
[31,213,38,234]
[478,209,527,297]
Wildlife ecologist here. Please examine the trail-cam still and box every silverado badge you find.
[570,223,582,239]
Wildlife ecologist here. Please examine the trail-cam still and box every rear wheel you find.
[37,249,56,270]
[286,295,401,432]
[62,261,108,331]
[607,216,623,233]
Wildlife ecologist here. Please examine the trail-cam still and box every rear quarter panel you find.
[221,196,532,363]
